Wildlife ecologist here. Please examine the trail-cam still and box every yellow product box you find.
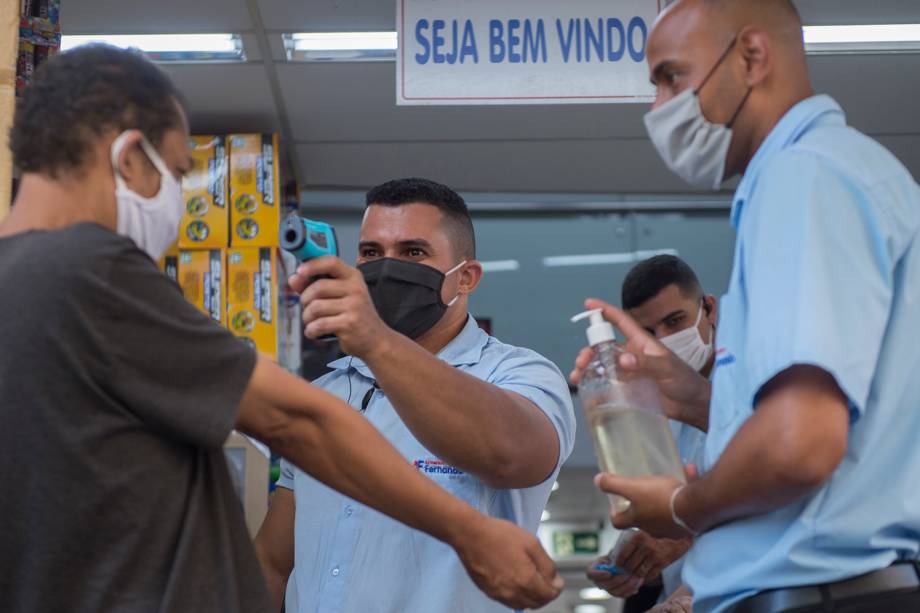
[179,135,229,249]
[178,249,226,325]
[158,240,179,284]
[227,247,278,359]
[229,134,280,248]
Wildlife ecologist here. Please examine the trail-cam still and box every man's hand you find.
[649,591,694,613]
[453,516,564,609]
[585,561,644,598]
[616,531,692,582]
[569,299,711,431]
[595,473,694,540]
[290,256,395,359]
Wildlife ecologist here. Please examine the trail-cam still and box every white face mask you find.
[110,131,183,261]
[660,301,714,373]
[643,37,752,190]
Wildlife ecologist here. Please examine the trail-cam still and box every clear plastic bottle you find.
[572,309,685,512]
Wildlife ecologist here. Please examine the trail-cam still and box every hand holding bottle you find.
[570,298,712,432]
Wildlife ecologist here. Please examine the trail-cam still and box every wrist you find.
[670,485,703,537]
[360,326,401,365]
[674,482,711,536]
[438,501,482,549]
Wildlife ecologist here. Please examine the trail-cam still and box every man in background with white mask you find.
[576,1,920,612]
[254,177,576,613]
[587,255,714,612]
[0,45,567,613]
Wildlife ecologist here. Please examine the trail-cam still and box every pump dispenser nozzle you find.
[572,309,617,347]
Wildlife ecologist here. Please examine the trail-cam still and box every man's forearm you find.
[362,331,558,487]
[253,543,287,611]
[677,446,816,534]
[675,389,847,533]
[242,381,479,547]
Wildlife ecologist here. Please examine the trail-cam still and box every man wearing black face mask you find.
[0,48,565,613]
[254,178,576,613]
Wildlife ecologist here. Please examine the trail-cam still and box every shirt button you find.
[345,506,353,516]
[332,566,340,577]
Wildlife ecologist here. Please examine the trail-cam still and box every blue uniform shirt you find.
[661,420,706,596]
[683,95,920,612]
[278,316,576,613]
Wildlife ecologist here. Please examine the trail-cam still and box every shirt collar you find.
[327,315,489,380]
[730,95,846,229]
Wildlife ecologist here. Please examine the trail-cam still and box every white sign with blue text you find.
[396,0,662,105]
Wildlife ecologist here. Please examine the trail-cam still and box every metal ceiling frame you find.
[244,0,303,186]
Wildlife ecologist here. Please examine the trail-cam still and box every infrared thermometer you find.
[279,215,339,261]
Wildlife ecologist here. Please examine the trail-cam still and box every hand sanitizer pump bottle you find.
[572,309,685,512]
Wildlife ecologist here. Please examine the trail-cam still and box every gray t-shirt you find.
[0,223,270,613]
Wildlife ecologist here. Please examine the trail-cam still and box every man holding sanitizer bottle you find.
[586,255,716,613]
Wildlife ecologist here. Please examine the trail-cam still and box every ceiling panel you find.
[278,54,920,146]
[258,0,395,33]
[794,0,920,26]
[59,0,920,193]
[161,64,280,135]
[296,139,703,193]
[296,133,920,194]
[61,0,253,34]
[808,54,920,136]
[279,63,655,143]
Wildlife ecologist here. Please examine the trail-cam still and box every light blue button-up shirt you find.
[682,95,920,613]
[660,418,706,597]
[278,316,576,613]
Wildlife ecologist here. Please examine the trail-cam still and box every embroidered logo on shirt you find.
[413,459,464,476]
[715,347,736,368]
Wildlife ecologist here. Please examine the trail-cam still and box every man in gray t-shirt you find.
[1,224,267,612]
[0,45,563,613]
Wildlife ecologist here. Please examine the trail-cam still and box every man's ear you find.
[737,25,773,89]
[112,130,145,181]
[112,130,163,198]
[459,260,484,294]
[703,294,718,325]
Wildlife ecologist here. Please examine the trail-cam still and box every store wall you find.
[315,208,736,371]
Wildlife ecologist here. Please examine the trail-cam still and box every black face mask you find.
[358,258,466,340]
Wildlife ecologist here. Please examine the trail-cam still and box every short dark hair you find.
[622,255,703,310]
[11,44,184,178]
[365,178,476,260]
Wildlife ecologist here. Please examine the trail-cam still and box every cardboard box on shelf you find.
[226,247,277,359]
[276,250,303,374]
[229,134,280,248]
[223,431,269,538]
[179,135,229,249]
[158,241,179,284]
[178,249,226,325]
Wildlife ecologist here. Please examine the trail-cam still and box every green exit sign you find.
[553,531,600,557]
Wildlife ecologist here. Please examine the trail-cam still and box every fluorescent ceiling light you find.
[542,249,678,268]
[286,32,397,62]
[293,32,397,51]
[60,34,244,62]
[804,24,920,54]
[579,587,613,601]
[480,260,520,273]
[574,605,607,613]
[541,510,551,522]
